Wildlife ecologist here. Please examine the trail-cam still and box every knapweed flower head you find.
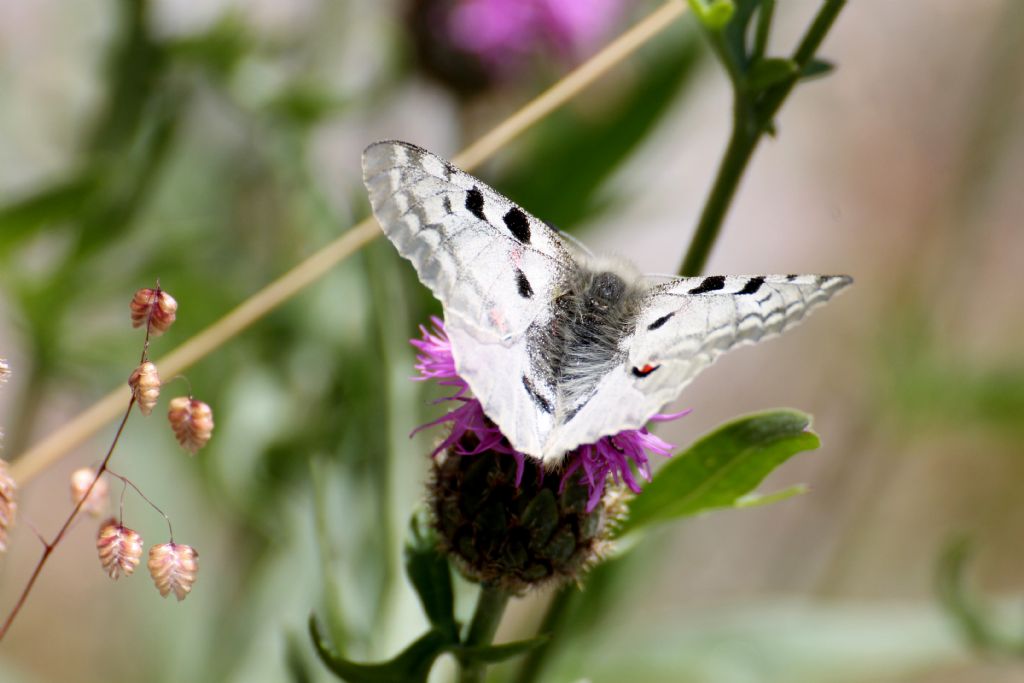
[448,0,624,69]
[412,317,683,511]
[407,0,624,94]
[411,317,685,590]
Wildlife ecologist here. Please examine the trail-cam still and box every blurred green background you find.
[1,1,1023,681]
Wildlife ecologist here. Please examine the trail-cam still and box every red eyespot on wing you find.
[632,363,659,378]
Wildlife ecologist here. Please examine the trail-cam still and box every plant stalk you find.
[458,584,511,683]
[678,0,846,276]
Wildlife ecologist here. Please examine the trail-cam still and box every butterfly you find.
[362,140,851,465]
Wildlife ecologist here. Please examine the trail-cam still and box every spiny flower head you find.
[412,317,684,512]
[406,0,624,95]
[448,0,624,71]
[412,317,685,590]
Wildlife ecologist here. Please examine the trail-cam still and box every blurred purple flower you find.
[411,317,688,511]
[448,0,624,71]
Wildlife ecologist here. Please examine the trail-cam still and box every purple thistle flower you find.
[446,0,625,73]
[410,317,689,512]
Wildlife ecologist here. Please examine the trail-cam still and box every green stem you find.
[678,0,846,276]
[678,114,759,276]
[758,0,846,122]
[458,584,511,683]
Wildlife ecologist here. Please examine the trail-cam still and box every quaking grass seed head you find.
[148,542,198,601]
[130,286,177,336]
[0,460,16,553]
[70,467,109,517]
[97,520,144,580]
[129,362,161,416]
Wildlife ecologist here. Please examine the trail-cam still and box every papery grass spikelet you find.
[129,362,161,416]
[130,287,177,336]
[96,519,144,580]
[0,459,17,553]
[167,397,214,454]
[70,467,109,517]
[148,542,198,600]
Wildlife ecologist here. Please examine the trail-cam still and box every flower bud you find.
[148,542,198,600]
[431,446,618,593]
[0,459,17,553]
[70,467,109,517]
[129,362,161,416]
[130,287,177,336]
[167,398,214,454]
[97,519,144,579]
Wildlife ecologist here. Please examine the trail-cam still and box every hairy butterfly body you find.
[362,140,851,464]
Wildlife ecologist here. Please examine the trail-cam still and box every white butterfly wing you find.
[362,140,569,453]
[540,274,852,459]
[362,140,572,343]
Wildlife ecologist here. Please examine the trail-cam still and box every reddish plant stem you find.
[0,396,136,642]
[0,285,160,642]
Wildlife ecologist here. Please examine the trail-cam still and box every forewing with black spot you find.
[363,140,578,457]
[362,140,573,343]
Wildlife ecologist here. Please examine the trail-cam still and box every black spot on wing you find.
[688,275,726,294]
[503,207,531,244]
[738,276,765,295]
[466,187,486,220]
[647,312,674,330]
[786,274,799,281]
[522,375,552,414]
[442,195,452,215]
[515,269,533,298]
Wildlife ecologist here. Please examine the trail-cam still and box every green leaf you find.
[453,635,549,665]
[403,508,458,641]
[309,617,449,683]
[617,410,820,536]
[747,58,798,91]
[734,484,808,509]
[801,58,835,80]
[688,0,736,31]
